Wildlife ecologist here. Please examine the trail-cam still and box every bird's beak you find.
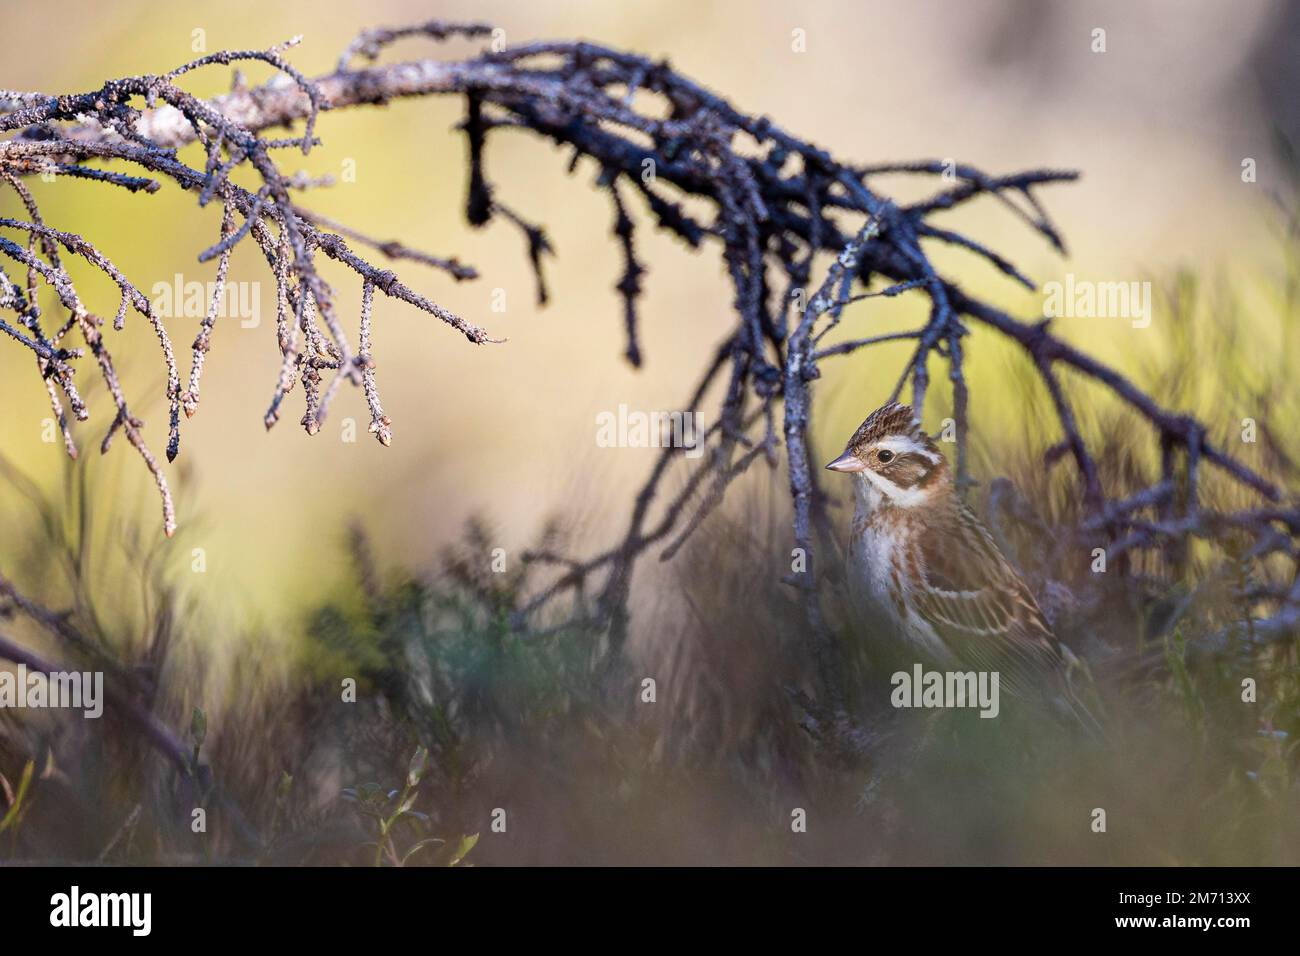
[825,449,867,473]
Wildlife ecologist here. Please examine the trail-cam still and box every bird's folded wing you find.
[906,506,1062,696]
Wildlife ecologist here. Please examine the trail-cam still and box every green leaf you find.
[190,707,207,748]
[0,760,35,835]
[448,832,479,866]
[406,745,429,788]
[401,837,445,866]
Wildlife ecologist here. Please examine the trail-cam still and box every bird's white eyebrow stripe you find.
[874,436,938,462]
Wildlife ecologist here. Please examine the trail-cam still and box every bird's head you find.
[824,402,950,508]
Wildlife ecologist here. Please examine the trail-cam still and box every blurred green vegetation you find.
[0,228,1296,863]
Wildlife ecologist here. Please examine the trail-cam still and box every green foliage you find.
[0,759,35,846]
[341,746,477,867]
[0,238,1296,865]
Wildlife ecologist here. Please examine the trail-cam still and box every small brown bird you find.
[825,401,1095,723]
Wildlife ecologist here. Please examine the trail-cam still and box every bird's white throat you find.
[853,469,930,511]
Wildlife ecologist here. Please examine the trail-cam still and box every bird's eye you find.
[877,449,895,463]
